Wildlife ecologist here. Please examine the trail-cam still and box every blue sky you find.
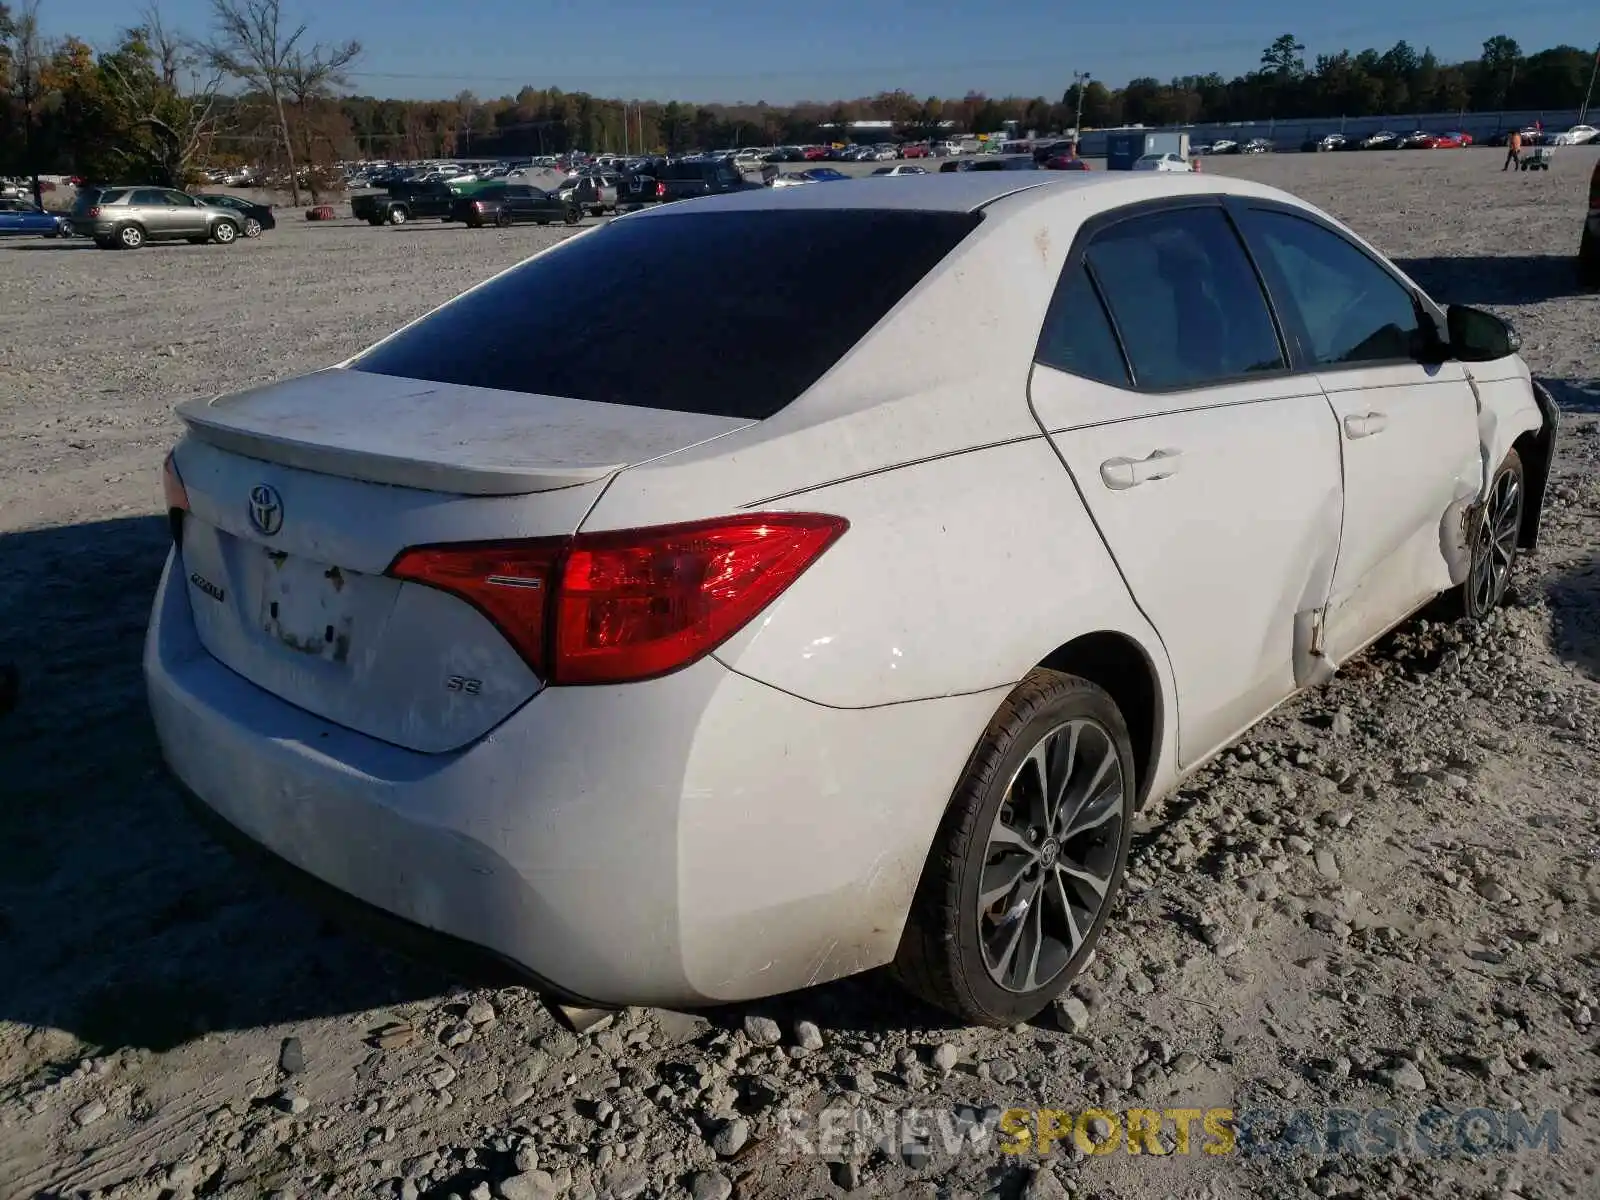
[48,0,1593,103]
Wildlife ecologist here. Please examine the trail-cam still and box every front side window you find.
[1084,206,1285,390]
[1241,209,1423,366]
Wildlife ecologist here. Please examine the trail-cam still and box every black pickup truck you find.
[350,182,460,226]
[620,159,764,208]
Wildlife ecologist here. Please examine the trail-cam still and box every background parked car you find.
[0,196,72,238]
[871,164,928,176]
[556,173,619,216]
[1044,154,1093,171]
[73,187,243,249]
[1551,124,1598,146]
[1360,131,1402,149]
[1133,152,1194,173]
[350,181,459,226]
[452,184,580,228]
[192,193,275,238]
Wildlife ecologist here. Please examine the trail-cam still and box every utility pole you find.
[1581,42,1598,124]
[1072,70,1091,140]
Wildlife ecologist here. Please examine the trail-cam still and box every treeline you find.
[3,8,1597,187]
[345,35,1598,161]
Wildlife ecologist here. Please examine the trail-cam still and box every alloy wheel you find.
[1469,465,1522,615]
[978,717,1127,993]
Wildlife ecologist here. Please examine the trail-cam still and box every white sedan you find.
[146,173,1556,1026]
[1133,151,1194,172]
[1550,124,1597,146]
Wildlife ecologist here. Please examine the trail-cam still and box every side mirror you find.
[1446,304,1520,361]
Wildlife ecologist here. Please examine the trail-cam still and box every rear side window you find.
[352,208,982,419]
[1240,209,1422,366]
[1036,264,1130,387]
[1084,206,1284,390]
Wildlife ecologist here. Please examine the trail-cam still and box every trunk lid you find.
[177,367,749,496]
[172,368,751,752]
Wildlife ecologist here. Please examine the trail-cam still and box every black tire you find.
[892,669,1136,1026]
[114,223,145,250]
[1457,448,1525,621]
[563,206,581,226]
[496,209,512,228]
[536,218,550,226]
[210,221,238,244]
[388,206,408,226]
[54,218,73,238]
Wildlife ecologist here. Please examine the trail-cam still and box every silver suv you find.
[74,186,244,250]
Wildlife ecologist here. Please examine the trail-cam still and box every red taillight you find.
[387,514,847,685]
[655,181,666,197]
[389,540,563,675]
[88,205,102,218]
[473,200,485,211]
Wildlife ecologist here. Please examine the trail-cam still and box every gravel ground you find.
[1,148,1598,1200]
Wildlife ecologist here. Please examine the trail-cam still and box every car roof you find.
[622,172,1295,219]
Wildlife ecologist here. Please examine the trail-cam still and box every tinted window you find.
[164,190,196,205]
[1242,209,1422,366]
[130,189,170,205]
[1085,206,1284,390]
[1036,264,1130,387]
[352,209,981,419]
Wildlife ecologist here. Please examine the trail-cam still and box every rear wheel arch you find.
[1037,631,1164,808]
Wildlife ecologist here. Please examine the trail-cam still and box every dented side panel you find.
[1464,360,1551,548]
[1316,361,1482,666]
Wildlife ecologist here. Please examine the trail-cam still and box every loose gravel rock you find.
[3,151,1600,1199]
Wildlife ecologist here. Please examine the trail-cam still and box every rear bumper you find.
[144,549,1003,1007]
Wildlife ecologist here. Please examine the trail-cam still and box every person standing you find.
[1503,129,1522,171]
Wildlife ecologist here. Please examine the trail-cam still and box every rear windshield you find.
[351,208,981,419]
[75,187,126,210]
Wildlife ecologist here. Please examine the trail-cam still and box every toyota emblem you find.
[248,483,284,537]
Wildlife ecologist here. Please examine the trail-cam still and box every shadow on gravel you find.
[1545,376,1600,414]
[1548,557,1600,681]
[0,516,453,1057]
[1394,253,1586,306]
[0,240,97,251]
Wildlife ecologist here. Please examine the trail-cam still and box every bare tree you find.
[281,35,359,202]
[99,6,225,186]
[4,0,49,205]
[205,0,357,206]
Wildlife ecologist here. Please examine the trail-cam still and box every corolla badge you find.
[248,483,284,537]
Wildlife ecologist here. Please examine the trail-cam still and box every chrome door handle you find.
[1343,411,1389,439]
[1100,449,1183,490]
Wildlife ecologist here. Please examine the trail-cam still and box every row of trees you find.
[339,34,1599,162]
[0,0,357,202]
[3,17,1597,188]
[1076,34,1600,129]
